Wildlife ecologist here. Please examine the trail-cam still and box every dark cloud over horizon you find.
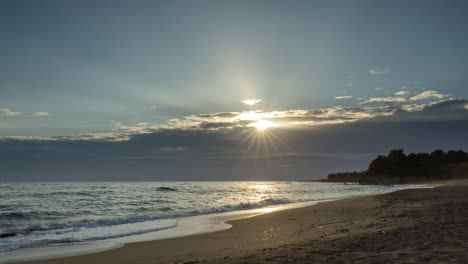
[1,99,467,181]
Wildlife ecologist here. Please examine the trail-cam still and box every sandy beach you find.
[14,181,468,264]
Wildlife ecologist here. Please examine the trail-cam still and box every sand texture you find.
[16,181,468,264]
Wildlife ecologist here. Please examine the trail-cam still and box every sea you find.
[0,181,427,262]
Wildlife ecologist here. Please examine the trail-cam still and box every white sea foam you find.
[0,219,176,253]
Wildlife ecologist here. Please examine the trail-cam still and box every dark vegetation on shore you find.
[325,149,468,184]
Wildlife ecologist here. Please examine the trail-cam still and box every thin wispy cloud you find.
[410,90,449,101]
[334,96,353,99]
[395,91,410,96]
[33,112,50,116]
[369,68,391,75]
[0,108,22,116]
[241,99,262,106]
[1,133,130,142]
[113,123,160,134]
[361,97,407,104]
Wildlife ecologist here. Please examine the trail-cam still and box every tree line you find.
[326,149,468,184]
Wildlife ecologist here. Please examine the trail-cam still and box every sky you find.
[1,0,468,181]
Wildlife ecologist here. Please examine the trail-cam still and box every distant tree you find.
[329,149,468,184]
[363,149,467,183]
[447,150,468,163]
[367,155,388,175]
[388,149,406,161]
[368,149,407,176]
[430,149,447,164]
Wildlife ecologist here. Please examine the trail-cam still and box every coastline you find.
[6,180,467,264]
[1,183,424,263]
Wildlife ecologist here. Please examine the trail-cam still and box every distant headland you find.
[324,149,468,184]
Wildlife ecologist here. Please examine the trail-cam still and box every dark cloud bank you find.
[1,100,468,181]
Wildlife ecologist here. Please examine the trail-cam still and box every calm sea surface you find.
[0,181,424,254]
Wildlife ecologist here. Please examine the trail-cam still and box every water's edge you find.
[0,201,322,264]
[0,184,430,263]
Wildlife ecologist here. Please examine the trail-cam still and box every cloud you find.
[33,112,50,116]
[3,100,466,145]
[394,91,410,96]
[1,133,130,142]
[113,124,160,134]
[241,99,262,106]
[374,87,382,90]
[198,122,239,130]
[361,97,407,104]
[369,68,391,75]
[113,105,401,132]
[410,90,449,101]
[0,108,22,116]
[52,133,131,142]
[116,99,468,133]
[334,96,353,99]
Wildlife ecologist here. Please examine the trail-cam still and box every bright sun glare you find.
[249,120,278,131]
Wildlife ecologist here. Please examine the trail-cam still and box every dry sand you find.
[16,181,468,264]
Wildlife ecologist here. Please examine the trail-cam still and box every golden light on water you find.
[244,184,280,213]
[249,183,274,191]
[255,207,279,213]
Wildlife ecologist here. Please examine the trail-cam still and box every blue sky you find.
[2,0,468,136]
[1,0,468,180]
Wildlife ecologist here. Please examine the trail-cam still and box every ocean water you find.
[0,181,425,259]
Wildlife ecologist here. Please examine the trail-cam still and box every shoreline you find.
[4,182,464,264]
[0,184,430,263]
[0,200,335,264]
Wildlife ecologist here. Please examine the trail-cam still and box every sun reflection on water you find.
[249,183,274,191]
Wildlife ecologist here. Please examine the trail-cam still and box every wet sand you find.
[15,180,468,264]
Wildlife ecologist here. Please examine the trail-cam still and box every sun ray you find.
[226,119,298,181]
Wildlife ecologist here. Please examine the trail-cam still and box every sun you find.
[249,120,278,131]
